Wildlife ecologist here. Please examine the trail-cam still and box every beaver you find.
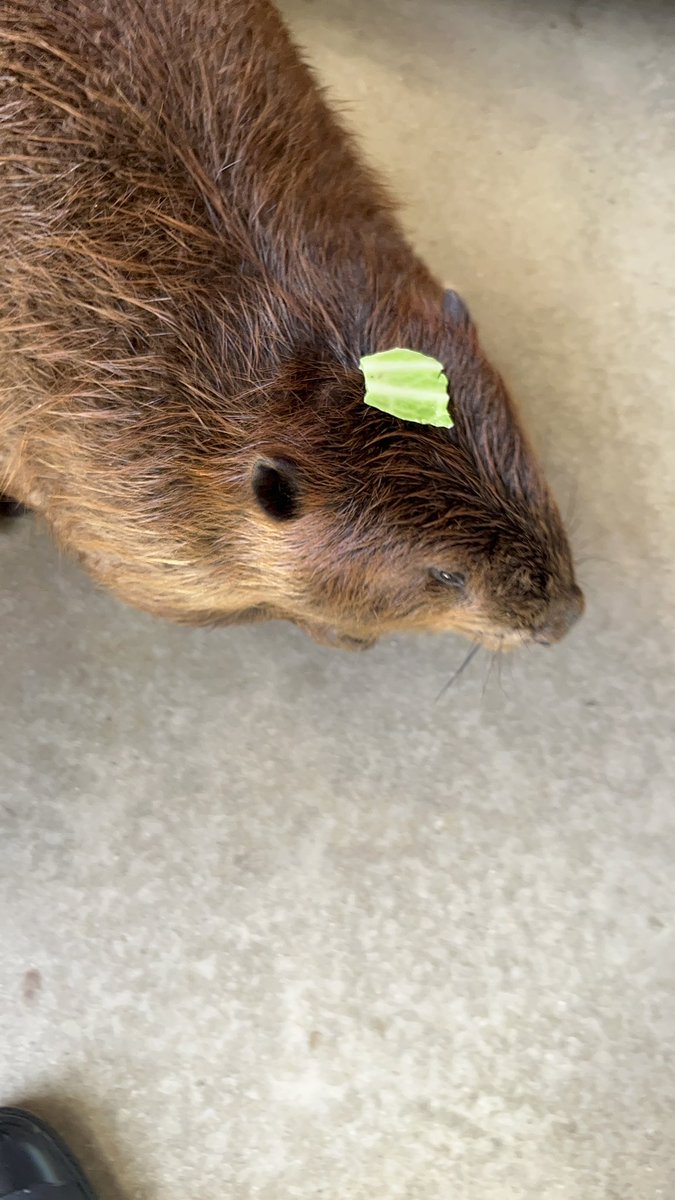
[0,0,583,651]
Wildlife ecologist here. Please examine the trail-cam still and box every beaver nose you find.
[533,585,584,645]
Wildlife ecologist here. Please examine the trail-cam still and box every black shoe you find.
[0,1108,97,1199]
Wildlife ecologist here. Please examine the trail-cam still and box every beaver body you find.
[0,0,582,649]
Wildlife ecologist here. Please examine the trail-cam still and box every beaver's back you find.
[0,0,440,620]
[1,0,434,482]
[1,0,310,411]
[0,0,417,407]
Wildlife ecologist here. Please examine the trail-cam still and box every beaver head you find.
[202,291,583,652]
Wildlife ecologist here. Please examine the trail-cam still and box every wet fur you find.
[0,0,582,649]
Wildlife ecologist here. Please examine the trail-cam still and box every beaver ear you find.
[443,287,471,327]
[252,456,301,521]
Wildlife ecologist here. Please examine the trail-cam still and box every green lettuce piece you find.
[360,348,453,428]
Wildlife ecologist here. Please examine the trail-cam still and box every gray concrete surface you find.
[1,1,674,1197]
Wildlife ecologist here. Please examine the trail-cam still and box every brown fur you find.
[0,0,583,650]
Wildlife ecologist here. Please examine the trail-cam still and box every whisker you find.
[482,649,496,700]
[563,479,580,528]
[496,646,509,699]
[575,554,617,567]
[436,642,481,702]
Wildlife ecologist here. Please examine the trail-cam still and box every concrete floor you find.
[1,0,674,1197]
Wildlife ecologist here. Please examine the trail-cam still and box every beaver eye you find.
[430,568,466,588]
